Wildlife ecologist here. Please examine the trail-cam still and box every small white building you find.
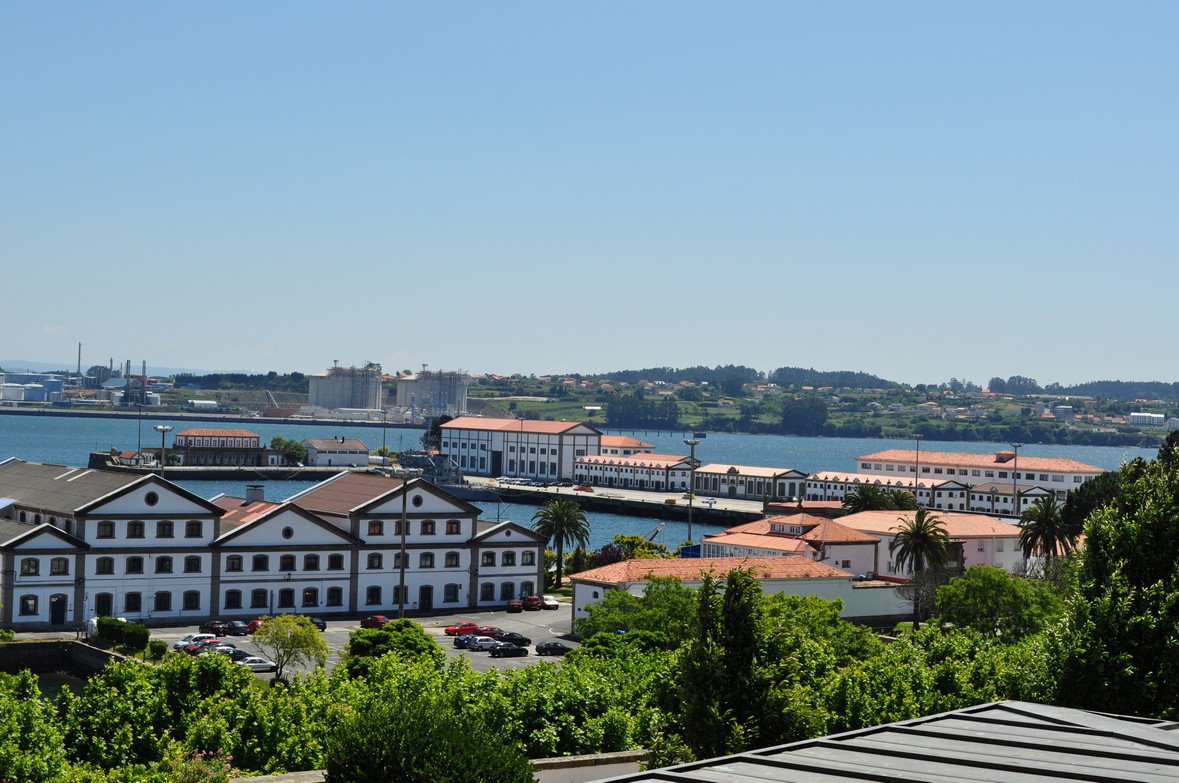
[574,453,693,492]
[838,510,1025,578]
[700,515,880,577]
[303,437,370,467]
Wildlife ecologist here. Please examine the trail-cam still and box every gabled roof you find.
[841,510,1021,538]
[441,416,602,436]
[599,435,654,450]
[214,503,363,546]
[696,464,807,479]
[285,472,410,516]
[571,556,851,586]
[857,448,1105,475]
[576,453,689,468]
[598,700,1179,783]
[75,473,225,516]
[472,519,546,544]
[304,438,369,450]
[0,518,87,550]
[0,458,141,514]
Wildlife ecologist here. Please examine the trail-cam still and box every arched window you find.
[328,554,344,571]
[124,592,142,613]
[279,554,296,571]
[326,587,343,607]
[250,589,268,608]
[444,584,460,603]
[421,520,436,535]
[482,552,496,567]
[95,557,115,575]
[521,581,534,596]
[365,586,381,605]
[185,520,203,538]
[183,591,200,611]
[446,520,461,535]
[480,583,494,601]
[156,521,173,539]
[19,595,38,615]
[278,589,295,608]
[304,554,320,571]
[154,591,172,612]
[20,559,39,576]
[367,553,383,570]
[445,551,460,568]
[522,551,535,566]
[226,555,243,572]
[155,556,173,574]
[420,552,435,568]
[126,556,144,574]
[127,521,144,538]
[184,556,201,573]
[302,588,318,607]
[225,590,242,609]
[500,583,514,601]
[252,554,269,572]
[502,552,516,567]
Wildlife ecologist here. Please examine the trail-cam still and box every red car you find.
[506,599,524,613]
[477,626,505,639]
[361,615,391,629]
[522,595,543,611]
[444,621,479,637]
[247,618,268,633]
[574,484,593,492]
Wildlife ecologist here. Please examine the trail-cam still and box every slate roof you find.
[593,700,1179,783]
[0,458,140,513]
[285,472,408,516]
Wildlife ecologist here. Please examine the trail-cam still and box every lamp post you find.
[1010,442,1022,519]
[913,433,923,507]
[154,425,173,477]
[683,439,699,549]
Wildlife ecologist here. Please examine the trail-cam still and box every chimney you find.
[245,484,265,504]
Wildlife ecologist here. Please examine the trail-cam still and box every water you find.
[0,412,1156,551]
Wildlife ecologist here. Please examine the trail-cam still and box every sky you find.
[2,3,1176,387]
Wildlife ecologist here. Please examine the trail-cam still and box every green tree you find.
[576,576,697,643]
[269,436,307,466]
[251,614,328,680]
[1052,459,1179,719]
[531,499,590,588]
[0,671,65,782]
[780,397,828,436]
[1018,495,1077,569]
[342,619,445,678]
[1061,465,1134,536]
[889,509,950,628]
[935,565,1063,639]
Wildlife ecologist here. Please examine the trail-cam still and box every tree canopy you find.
[531,499,590,588]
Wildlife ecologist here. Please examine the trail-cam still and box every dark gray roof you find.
[0,458,139,514]
[594,701,1179,783]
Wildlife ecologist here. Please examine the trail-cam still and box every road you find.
[152,604,579,676]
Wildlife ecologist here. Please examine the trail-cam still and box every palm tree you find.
[1019,495,1076,567]
[888,489,918,510]
[531,499,590,589]
[842,484,894,512]
[890,508,950,627]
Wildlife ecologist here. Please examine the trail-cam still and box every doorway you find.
[50,594,68,625]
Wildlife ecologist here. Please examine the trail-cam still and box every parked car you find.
[237,656,278,673]
[536,641,574,656]
[227,648,253,662]
[477,626,505,639]
[453,634,478,649]
[306,616,327,631]
[247,618,268,633]
[185,638,228,655]
[222,620,250,636]
[575,485,593,492]
[506,599,524,613]
[198,619,231,635]
[465,636,499,652]
[489,642,529,658]
[361,615,390,629]
[541,595,561,610]
[173,633,217,650]
[498,632,532,647]
[522,595,543,611]
[199,644,239,657]
[445,621,480,637]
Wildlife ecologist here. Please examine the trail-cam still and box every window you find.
[446,520,460,535]
[184,556,201,573]
[502,552,517,567]
[522,551,535,566]
[96,557,115,575]
[365,586,381,605]
[367,553,383,570]
[279,554,296,571]
[421,520,435,535]
[20,559,39,576]
[393,553,403,568]
[156,521,173,539]
[155,556,173,574]
[368,520,384,536]
[155,591,172,612]
[278,588,295,608]
[395,520,408,535]
[97,522,114,539]
[998,471,1008,479]
[444,584,460,603]
[304,554,320,571]
[328,554,344,571]
[20,595,38,615]
[302,587,318,607]
[500,583,514,600]
[185,520,202,538]
[124,592,141,613]
[225,590,242,610]
[252,555,269,572]
[126,556,144,574]
[445,551,460,568]
[183,591,200,611]
[482,552,496,567]
[521,581,534,596]
[128,521,144,538]
[226,555,243,572]
[420,552,435,568]
[480,583,494,601]
[326,587,343,607]
[251,589,268,609]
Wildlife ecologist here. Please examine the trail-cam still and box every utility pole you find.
[683,438,699,551]
[1010,442,1023,520]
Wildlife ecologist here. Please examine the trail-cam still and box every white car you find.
[236,656,278,673]
[465,636,499,652]
[173,633,217,650]
[541,595,561,610]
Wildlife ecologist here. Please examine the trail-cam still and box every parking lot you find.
[152,604,579,676]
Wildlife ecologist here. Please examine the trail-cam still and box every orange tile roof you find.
[571,556,851,585]
[213,496,281,527]
[841,510,1021,538]
[716,515,879,545]
[600,435,654,449]
[176,428,260,438]
[697,463,804,478]
[856,449,1103,475]
[577,453,687,468]
[441,416,599,435]
[288,472,407,516]
[702,533,811,554]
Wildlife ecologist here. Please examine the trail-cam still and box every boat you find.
[693,431,707,438]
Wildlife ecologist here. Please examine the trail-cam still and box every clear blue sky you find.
[3,3,1175,386]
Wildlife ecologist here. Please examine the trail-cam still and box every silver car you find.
[465,635,499,652]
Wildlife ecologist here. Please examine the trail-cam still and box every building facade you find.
[693,464,809,503]
[439,417,603,480]
[573,453,692,492]
[308,362,384,411]
[173,428,266,467]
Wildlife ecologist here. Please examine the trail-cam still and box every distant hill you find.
[0,360,243,377]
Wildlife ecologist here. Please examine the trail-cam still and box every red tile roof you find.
[856,449,1103,475]
[577,453,688,468]
[571,556,851,585]
[213,496,281,527]
[176,428,260,438]
[441,416,598,435]
[600,435,654,449]
[841,510,1021,538]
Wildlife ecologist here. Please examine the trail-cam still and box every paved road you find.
[150,604,579,676]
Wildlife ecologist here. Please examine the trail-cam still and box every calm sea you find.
[0,412,1155,551]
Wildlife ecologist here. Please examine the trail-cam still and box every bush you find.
[93,618,150,653]
[148,640,168,659]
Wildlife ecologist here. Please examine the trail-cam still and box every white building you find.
[693,464,809,503]
[573,453,693,492]
[1129,412,1165,427]
[303,437,370,467]
[439,416,603,480]
[838,510,1025,578]
[806,470,1056,517]
[569,556,908,625]
[854,448,1104,493]
[700,515,880,577]
[0,459,544,629]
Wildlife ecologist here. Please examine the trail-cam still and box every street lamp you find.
[154,425,173,477]
[1010,442,1022,519]
[683,439,699,549]
[912,433,923,507]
